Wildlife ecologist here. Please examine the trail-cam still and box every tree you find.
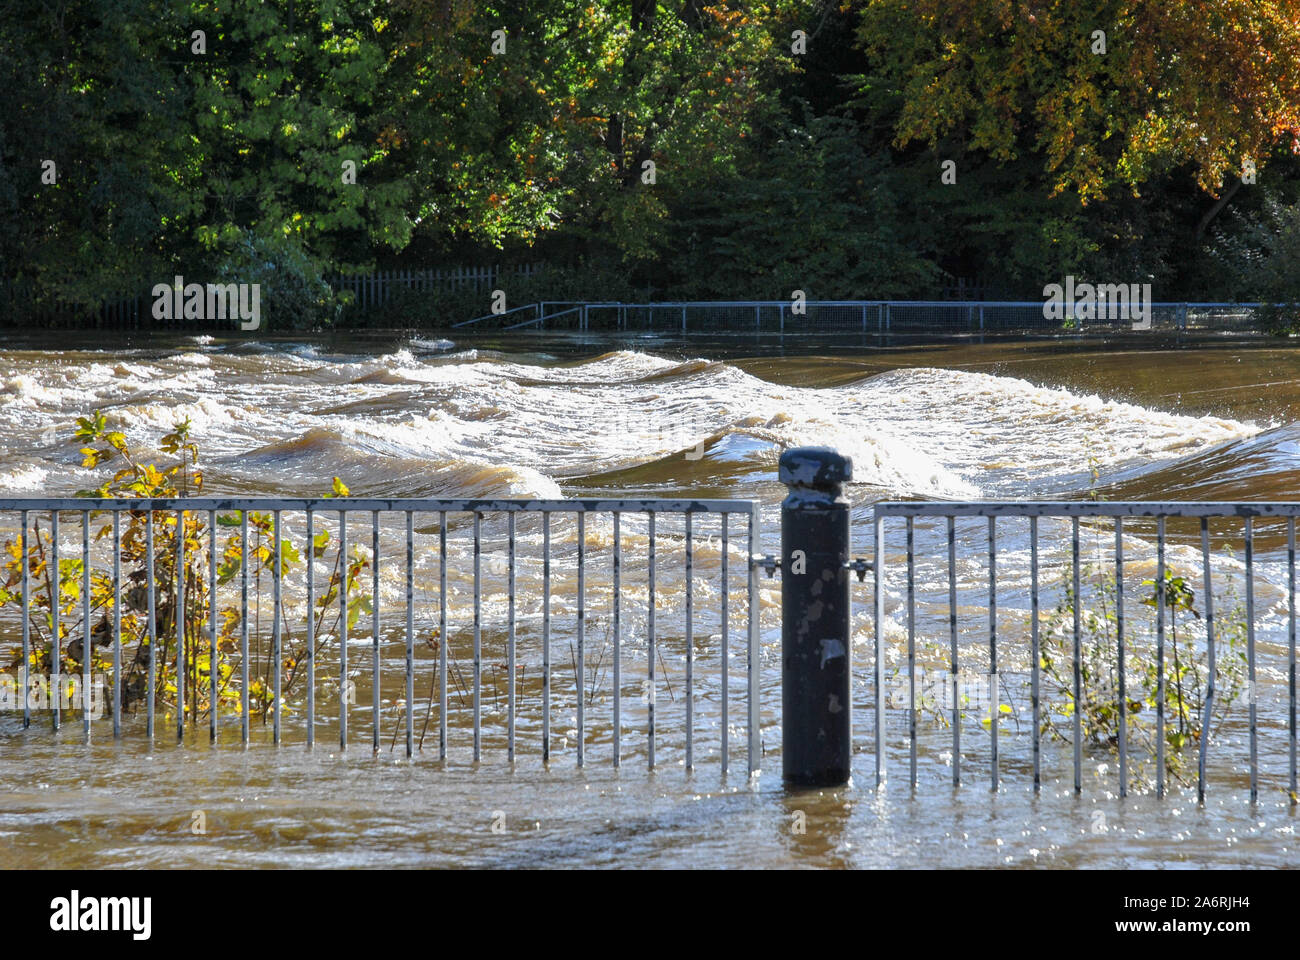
[389,1,798,263]
[855,0,1300,209]
[0,0,199,310]
[665,113,940,298]
[1209,191,1300,331]
[188,0,413,272]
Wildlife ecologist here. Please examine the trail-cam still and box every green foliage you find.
[0,0,199,311]
[187,0,413,264]
[1209,194,1300,334]
[0,411,365,727]
[5,0,1300,319]
[1038,559,1249,787]
[214,229,343,330]
[665,114,941,298]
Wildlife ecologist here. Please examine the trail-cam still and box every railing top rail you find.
[0,496,756,514]
[505,304,582,330]
[875,500,1300,518]
[451,301,539,328]
[581,300,883,307]
[552,300,1265,309]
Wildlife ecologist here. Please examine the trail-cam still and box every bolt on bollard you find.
[779,446,853,787]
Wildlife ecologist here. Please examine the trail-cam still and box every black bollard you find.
[779,446,853,787]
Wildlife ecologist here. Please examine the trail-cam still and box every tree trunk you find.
[1195,178,1243,246]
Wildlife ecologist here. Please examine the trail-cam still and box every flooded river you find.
[1,332,1298,868]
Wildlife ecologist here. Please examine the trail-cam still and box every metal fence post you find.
[779,447,853,787]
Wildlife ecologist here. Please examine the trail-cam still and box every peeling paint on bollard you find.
[780,447,853,787]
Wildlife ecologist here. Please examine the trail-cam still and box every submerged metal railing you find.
[453,300,1268,334]
[870,501,1299,803]
[0,497,763,776]
[10,477,1298,805]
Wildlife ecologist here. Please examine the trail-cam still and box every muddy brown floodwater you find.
[1,332,1298,867]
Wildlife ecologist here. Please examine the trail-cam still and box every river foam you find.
[0,345,1260,501]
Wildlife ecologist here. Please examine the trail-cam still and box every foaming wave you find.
[171,352,212,367]
[0,345,1268,503]
[224,427,562,499]
[410,337,454,352]
[2,374,62,405]
[840,368,1257,496]
[724,413,980,498]
[1094,423,1300,501]
[0,462,50,492]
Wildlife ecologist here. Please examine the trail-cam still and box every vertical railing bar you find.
[1116,517,1127,798]
[339,510,347,750]
[110,511,122,737]
[305,509,315,748]
[176,509,185,742]
[272,510,282,745]
[508,512,517,763]
[51,511,61,733]
[1289,517,1297,805]
[473,511,482,762]
[684,511,692,772]
[1030,516,1040,791]
[1198,517,1215,803]
[208,509,217,743]
[543,512,551,764]
[405,511,414,758]
[439,512,447,760]
[577,511,586,768]
[612,513,622,767]
[144,511,152,740]
[746,506,759,779]
[1072,516,1082,795]
[1245,516,1257,803]
[719,513,728,776]
[873,510,885,789]
[372,511,381,753]
[988,515,998,792]
[1156,517,1166,798]
[648,510,656,771]
[21,510,30,730]
[948,516,959,787]
[906,516,916,789]
[239,509,248,745]
[81,512,91,738]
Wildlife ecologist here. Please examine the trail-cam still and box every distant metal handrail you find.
[454,299,1279,334]
[504,304,581,330]
[451,301,540,328]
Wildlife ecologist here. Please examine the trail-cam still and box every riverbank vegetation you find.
[1037,560,1249,788]
[0,412,366,726]
[3,1,1300,329]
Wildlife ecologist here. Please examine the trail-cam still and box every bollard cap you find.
[778,446,853,490]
